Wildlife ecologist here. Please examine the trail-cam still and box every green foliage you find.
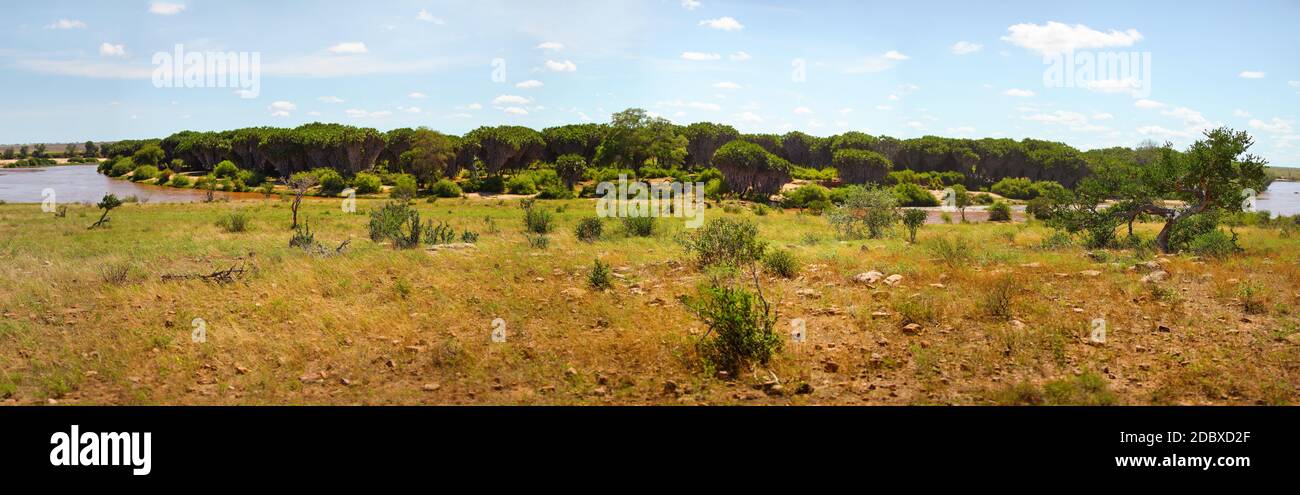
[711,140,792,197]
[131,144,165,167]
[762,249,799,278]
[169,174,192,188]
[430,178,463,198]
[368,202,423,248]
[1188,229,1237,258]
[520,199,554,234]
[213,160,240,179]
[505,175,537,194]
[833,148,892,184]
[892,182,939,206]
[927,236,973,266]
[782,183,830,209]
[828,186,898,239]
[588,259,612,290]
[352,172,383,195]
[390,173,418,200]
[982,277,1017,320]
[108,158,136,177]
[129,165,158,182]
[622,216,655,237]
[901,208,927,243]
[990,177,1037,199]
[575,216,604,243]
[988,201,1012,222]
[313,168,347,195]
[685,283,781,374]
[554,153,589,188]
[678,217,766,269]
[216,210,252,233]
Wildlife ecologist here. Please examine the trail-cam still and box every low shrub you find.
[901,208,927,243]
[169,174,192,188]
[762,249,799,278]
[520,199,554,234]
[430,179,463,198]
[575,216,604,242]
[588,259,612,290]
[989,201,1012,222]
[130,165,158,182]
[622,215,655,237]
[390,174,418,200]
[678,217,766,269]
[684,284,781,374]
[506,175,537,195]
[216,210,251,233]
[352,172,383,195]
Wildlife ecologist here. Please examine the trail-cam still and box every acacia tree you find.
[288,172,319,229]
[1052,127,1267,253]
[400,128,458,187]
[711,140,791,198]
[682,122,739,169]
[88,194,122,229]
[834,149,893,185]
[554,153,588,189]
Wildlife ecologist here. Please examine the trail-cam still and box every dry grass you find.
[0,196,1297,405]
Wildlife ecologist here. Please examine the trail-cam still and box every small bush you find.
[893,182,940,207]
[216,210,251,233]
[390,174,418,200]
[169,174,192,188]
[506,175,537,195]
[130,165,159,182]
[588,259,612,290]
[685,284,781,374]
[352,172,383,195]
[901,208,927,243]
[1026,196,1054,220]
[289,220,316,249]
[927,236,972,266]
[520,199,554,234]
[782,184,830,209]
[525,233,550,249]
[430,179,463,198]
[213,160,240,179]
[1188,229,1237,258]
[1237,281,1268,315]
[988,201,1012,222]
[622,216,655,237]
[982,277,1017,320]
[575,216,604,243]
[762,249,799,278]
[478,175,506,194]
[314,168,347,196]
[368,201,422,248]
[678,217,766,269]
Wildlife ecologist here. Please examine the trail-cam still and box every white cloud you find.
[713,81,742,89]
[269,101,296,117]
[536,41,564,51]
[1134,99,1164,109]
[1092,112,1114,120]
[839,107,854,114]
[503,107,529,115]
[317,96,345,103]
[515,79,544,89]
[883,50,909,61]
[1083,78,1142,95]
[345,109,391,119]
[1250,118,1293,134]
[1137,125,1191,139]
[681,0,702,10]
[875,105,892,111]
[545,59,577,72]
[327,42,368,55]
[661,100,721,111]
[1238,71,1266,79]
[1003,88,1035,97]
[400,106,422,114]
[948,126,976,134]
[493,94,532,105]
[847,51,909,73]
[45,19,86,29]
[98,43,126,57]
[149,2,186,15]
[466,103,483,110]
[408,92,427,99]
[1234,109,1252,118]
[729,51,752,61]
[950,41,982,55]
[700,16,743,31]
[1162,106,1210,129]
[681,51,721,61]
[735,111,764,123]
[1001,21,1143,55]
[270,111,290,118]
[1022,110,1109,132]
[905,121,926,130]
[416,9,445,24]
[1289,80,1300,88]
[793,106,813,115]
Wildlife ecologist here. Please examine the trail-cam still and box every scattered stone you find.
[1010,320,1026,330]
[796,288,820,299]
[823,361,840,373]
[871,311,891,319]
[795,383,814,395]
[560,288,586,299]
[1141,270,1169,284]
[662,380,680,395]
[902,323,922,335]
[421,383,441,392]
[1079,270,1102,277]
[1136,261,1162,272]
[853,271,884,285]
[1019,262,1042,269]
[928,283,946,289]
[884,274,904,286]
[426,243,477,251]
[564,367,578,378]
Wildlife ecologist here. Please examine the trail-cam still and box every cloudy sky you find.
[2,0,1298,164]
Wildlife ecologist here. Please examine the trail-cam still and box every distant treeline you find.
[74,108,1172,195]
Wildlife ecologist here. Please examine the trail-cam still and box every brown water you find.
[0,165,231,203]
[1256,180,1300,216]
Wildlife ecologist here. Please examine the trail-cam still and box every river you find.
[0,165,227,203]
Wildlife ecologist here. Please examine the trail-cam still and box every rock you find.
[1141,270,1169,283]
[853,271,884,285]
[1010,320,1026,330]
[1287,333,1300,345]
[1078,270,1103,277]
[1019,262,1042,269]
[662,380,680,395]
[1135,261,1162,272]
[764,384,785,396]
[823,361,840,373]
[871,311,891,318]
[795,383,814,395]
[564,367,578,378]
[421,383,441,392]
[884,274,904,286]
[592,386,608,397]
[796,288,820,299]
[560,288,586,299]
[902,323,922,334]
[928,283,946,289]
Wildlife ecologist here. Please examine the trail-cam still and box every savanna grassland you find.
[1,195,1297,405]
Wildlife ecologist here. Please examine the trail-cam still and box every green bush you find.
[536,184,575,199]
[762,249,799,278]
[901,208,927,242]
[216,210,252,233]
[479,175,506,194]
[314,168,347,196]
[588,259,612,290]
[520,199,554,234]
[990,177,1037,199]
[351,173,382,195]
[109,158,136,177]
[506,175,537,195]
[685,284,781,374]
[367,201,423,249]
[1188,229,1237,258]
[989,201,1012,222]
[1026,196,1054,220]
[892,182,939,207]
[130,165,159,182]
[430,179,463,198]
[678,217,766,268]
[390,174,418,200]
[169,174,192,188]
[213,160,240,179]
[155,169,172,185]
[575,216,604,243]
[782,183,830,209]
[622,216,655,237]
[828,186,898,239]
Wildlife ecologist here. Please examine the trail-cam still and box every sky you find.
[1,0,1298,165]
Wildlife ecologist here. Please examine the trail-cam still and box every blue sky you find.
[2,0,1298,165]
